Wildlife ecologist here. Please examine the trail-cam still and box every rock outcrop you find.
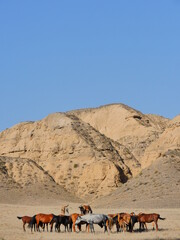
[0,110,140,200]
[0,104,179,205]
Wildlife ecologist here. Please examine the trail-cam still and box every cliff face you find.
[0,104,179,205]
[70,104,169,161]
[0,110,140,200]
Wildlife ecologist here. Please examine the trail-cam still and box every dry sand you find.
[0,203,180,240]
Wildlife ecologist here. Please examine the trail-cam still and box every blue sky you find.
[0,0,180,131]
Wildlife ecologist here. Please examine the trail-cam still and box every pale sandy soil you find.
[0,203,180,240]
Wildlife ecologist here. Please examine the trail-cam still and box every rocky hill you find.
[0,104,179,206]
[94,149,180,208]
[70,104,169,161]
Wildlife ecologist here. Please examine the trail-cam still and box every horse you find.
[50,215,72,232]
[137,213,165,231]
[29,213,54,232]
[118,213,132,232]
[79,205,93,215]
[75,214,109,233]
[69,213,87,232]
[107,214,119,232]
[17,216,33,231]
[61,205,69,215]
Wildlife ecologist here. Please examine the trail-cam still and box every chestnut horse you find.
[107,214,118,232]
[17,216,32,231]
[29,213,54,232]
[118,213,132,232]
[138,213,165,231]
[70,213,90,232]
[70,213,81,232]
[79,205,92,214]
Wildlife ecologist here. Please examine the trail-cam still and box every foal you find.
[17,216,32,231]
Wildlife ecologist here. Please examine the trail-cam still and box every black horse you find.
[50,215,72,232]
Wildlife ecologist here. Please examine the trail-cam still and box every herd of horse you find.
[17,204,166,233]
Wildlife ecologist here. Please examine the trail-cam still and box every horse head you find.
[61,204,69,215]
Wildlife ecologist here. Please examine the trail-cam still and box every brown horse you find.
[118,213,132,232]
[17,216,32,231]
[107,214,118,232]
[137,213,165,231]
[70,213,90,232]
[35,213,54,232]
[79,205,92,214]
[70,213,81,232]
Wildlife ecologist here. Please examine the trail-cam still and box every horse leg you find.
[73,222,76,232]
[92,224,95,233]
[144,223,148,231]
[86,223,89,233]
[50,223,54,232]
[123,223,126,232]
[104,225,107,233]
[65,224,68,232]
[139,222,142,231]
[23,222,26,232]
[116,221,119,232]
[69,222,72,232]
[89,223,94,233]
[106,220,109,233]
[36,221,39,232]
[155,221,158,231]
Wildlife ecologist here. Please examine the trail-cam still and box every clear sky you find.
[0,0,180,132]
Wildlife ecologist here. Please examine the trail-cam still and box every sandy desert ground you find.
[0,203,180,240]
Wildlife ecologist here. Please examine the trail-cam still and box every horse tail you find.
[17,216,22,219]
[159,216,166,220]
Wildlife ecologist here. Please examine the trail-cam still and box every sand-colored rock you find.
[0,104,179,205]
[70,104,169,160]
[141,115,180,168]
[0,156,80,204]
[94,149,180,209]
[0,111,141,200]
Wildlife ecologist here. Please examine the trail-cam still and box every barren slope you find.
[0,156,80,205]
[0,104,179,206]
[93,149,180,208]
[0,112,140,201]
[141,115,180,168]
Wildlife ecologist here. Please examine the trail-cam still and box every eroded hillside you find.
[0,110,140,201]
[70,104,169,161]
[0,104,179,206]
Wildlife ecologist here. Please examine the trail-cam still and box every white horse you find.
[75,214,109,233]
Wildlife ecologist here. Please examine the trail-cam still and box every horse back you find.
[36,213,54,223]
[138,213,159,223]
[22,216,32,223]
